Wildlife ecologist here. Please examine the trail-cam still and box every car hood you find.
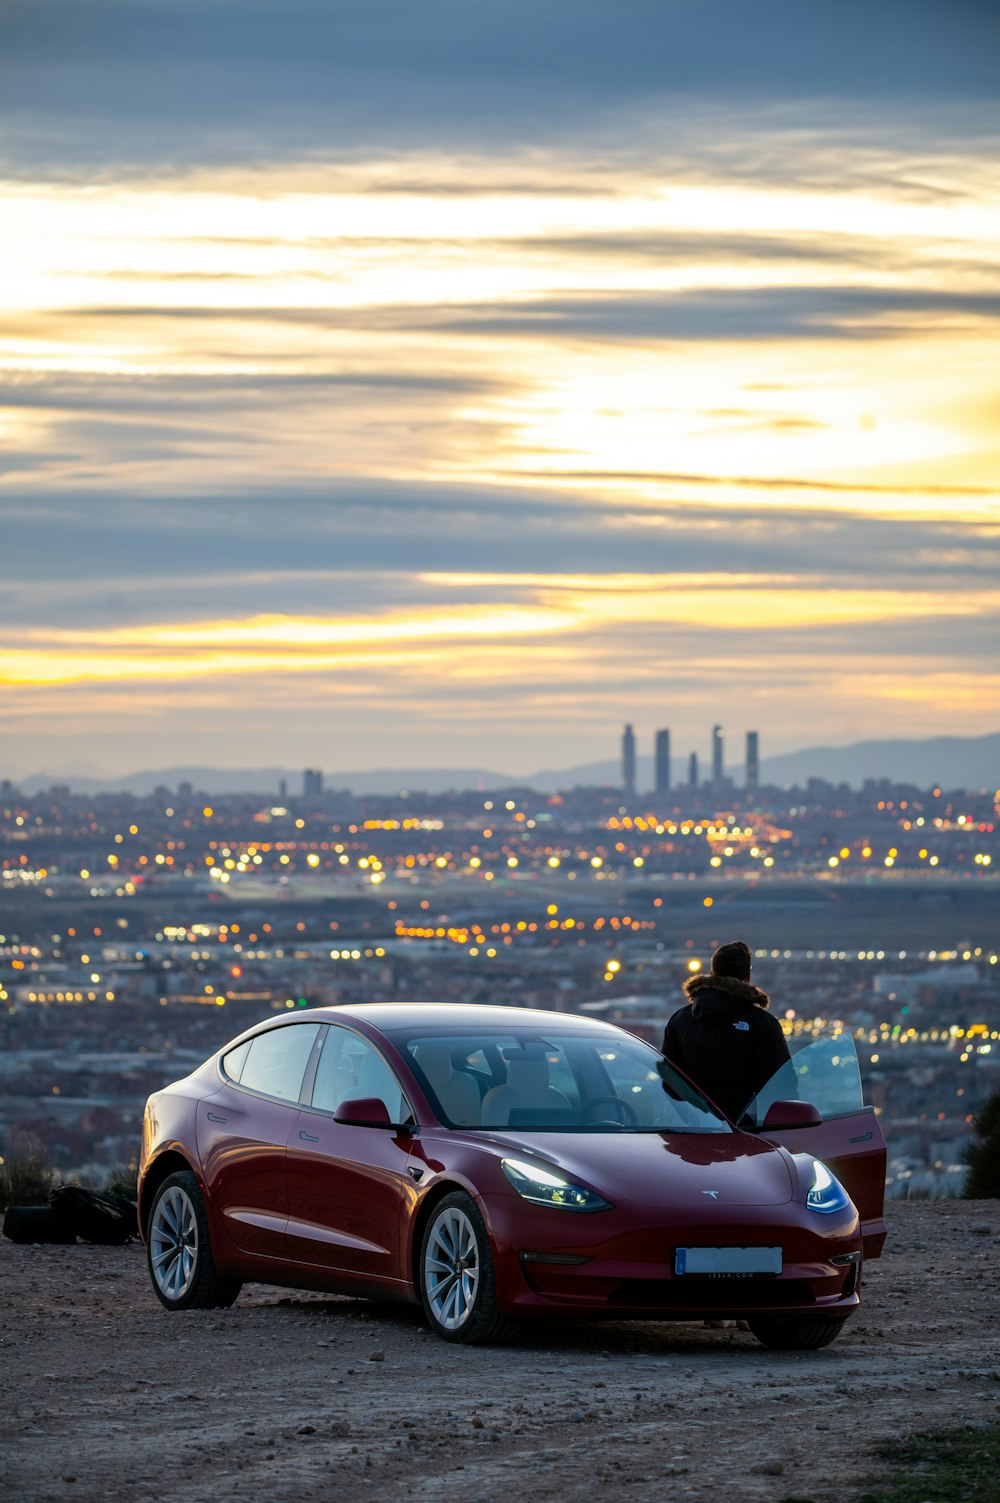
[468,1128,795,1207]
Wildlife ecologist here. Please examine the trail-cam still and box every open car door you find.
[743,1036,887,1259]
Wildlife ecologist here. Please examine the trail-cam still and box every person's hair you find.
[711,940,752,981]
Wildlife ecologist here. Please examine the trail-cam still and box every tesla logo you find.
[701,1190,720,1199]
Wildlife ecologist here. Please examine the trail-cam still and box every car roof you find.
[302,1002,623,1034]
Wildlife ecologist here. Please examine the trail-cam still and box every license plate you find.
[675,1246,782,1276]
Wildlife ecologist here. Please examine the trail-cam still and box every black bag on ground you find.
[3,1204,77,1244]
[49,1185,138,1245]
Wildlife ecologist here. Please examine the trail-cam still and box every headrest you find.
[506,1057,549,1094]
[413,1042,453,1088]
[356,1050,390,1094]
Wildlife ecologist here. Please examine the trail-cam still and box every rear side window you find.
[221,1040,251,1082]
[238,1024,321,1103]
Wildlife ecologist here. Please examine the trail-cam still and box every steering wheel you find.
[584,1095,639,1127]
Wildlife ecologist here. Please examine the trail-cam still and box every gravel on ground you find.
[3,1200,999,1503]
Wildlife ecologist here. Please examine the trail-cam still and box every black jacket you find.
[661,974,791,1123]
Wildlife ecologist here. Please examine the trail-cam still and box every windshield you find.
[387,1026,730,1134]
[743,1034,864,1127]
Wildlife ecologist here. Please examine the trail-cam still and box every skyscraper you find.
[303,768,323,799]
[746,730,760,793]
[654,728,671,795]
[688,751,699,789]
[621,723,636,798]
[711,724,724,788]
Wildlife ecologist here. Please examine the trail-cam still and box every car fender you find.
[137,1139,201,1233]
[402,1136,515,1286]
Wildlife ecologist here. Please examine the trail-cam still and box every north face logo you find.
[733,1020,750,1031]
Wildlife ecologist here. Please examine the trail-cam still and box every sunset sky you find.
[2,1,999,779]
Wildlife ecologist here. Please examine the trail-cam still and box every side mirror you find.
[334,1097,393,1128]
[762,1100,823,1130]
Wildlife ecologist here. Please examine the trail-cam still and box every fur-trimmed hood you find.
[682,972,771,1011]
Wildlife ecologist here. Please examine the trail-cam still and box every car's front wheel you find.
[418,1192,513,1344]
[147,1170,242,1311]
[747,1315,847,1351]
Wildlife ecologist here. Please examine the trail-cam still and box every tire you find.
[146,1170,242,1312]
[418,1192,514,1345]
[747,1315,848,1351]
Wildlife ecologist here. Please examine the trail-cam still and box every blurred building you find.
[746,730,760,793]
[621,724,636,798]
[712,724,724,788]
[654,728,671,795]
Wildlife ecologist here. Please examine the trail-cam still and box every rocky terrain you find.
[3,1200,999,1503]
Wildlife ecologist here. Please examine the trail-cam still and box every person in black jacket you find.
[661,940,790,1123]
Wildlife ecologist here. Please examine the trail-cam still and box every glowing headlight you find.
[806,1159,851,1215]
[501,1157,612,1212]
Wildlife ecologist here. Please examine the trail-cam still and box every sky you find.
[2,0,999,780]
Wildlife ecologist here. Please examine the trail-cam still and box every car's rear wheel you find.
[147,1170,242,1311]
[747,1315,847,1351]
[418,1192,513,1345]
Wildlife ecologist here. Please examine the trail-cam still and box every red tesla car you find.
[138,1003,886,1348]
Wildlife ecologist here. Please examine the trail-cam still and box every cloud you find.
[2,4,998,773]
[0,371,510,413]
[428,286,1000,342]
[1,485,997,611]
[2,1,998,175]
[38,284,1000,353]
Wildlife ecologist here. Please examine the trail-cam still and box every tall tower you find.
[746,730,760,793]
[688,751,699,789]
[654,728,671,795]
[711,724,724,788]
[621,724,636,798]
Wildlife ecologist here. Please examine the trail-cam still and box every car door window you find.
[745,1035,864,1126]
[311,1025,412,1124]
[593,1043,668,1127]
[238,1023,321,1103]
[221,1039,251,1082]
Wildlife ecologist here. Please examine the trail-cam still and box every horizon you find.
[7,726,999,794]
[2,3,999,774]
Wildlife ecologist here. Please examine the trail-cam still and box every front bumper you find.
[482,1192,863,1322]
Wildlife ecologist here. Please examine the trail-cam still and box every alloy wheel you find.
[423,1205,480,1330]
[149,1184,200,1302]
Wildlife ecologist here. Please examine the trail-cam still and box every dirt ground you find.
[3,1200,999,1503]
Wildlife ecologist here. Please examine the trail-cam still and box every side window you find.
[311,1025,410,1123]
[594,1043,663,1126]
[459,1047,491,1080]
[537,1043,582,1109]
[745,1035,864,1126]
[221,1039,251,1082]
[238,1023,321,1103]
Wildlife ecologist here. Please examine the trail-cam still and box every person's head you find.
[711,939,752,982]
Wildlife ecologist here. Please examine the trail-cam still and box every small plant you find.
[102,1160,139,1202]
[859,1422,1000,1502]
[0,1132,55,1211]
[962,1087,1000,1199]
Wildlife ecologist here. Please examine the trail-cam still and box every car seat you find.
[412,1042,481,1126]
[481,1051,572,1127]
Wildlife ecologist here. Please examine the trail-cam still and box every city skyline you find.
[2,2,999,776]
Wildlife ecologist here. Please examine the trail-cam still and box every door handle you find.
[299,1131,320,1143]
[848,1130,873,1143]
[207,1112,227,1123]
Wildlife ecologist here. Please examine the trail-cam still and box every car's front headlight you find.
[501,1157,612,1211]
[806,1159,851,1215]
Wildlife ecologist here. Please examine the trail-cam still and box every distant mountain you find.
[758,733,1000,792]
[534,734,1000,793]
[10,732,999,798]
[14,764,513,798]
